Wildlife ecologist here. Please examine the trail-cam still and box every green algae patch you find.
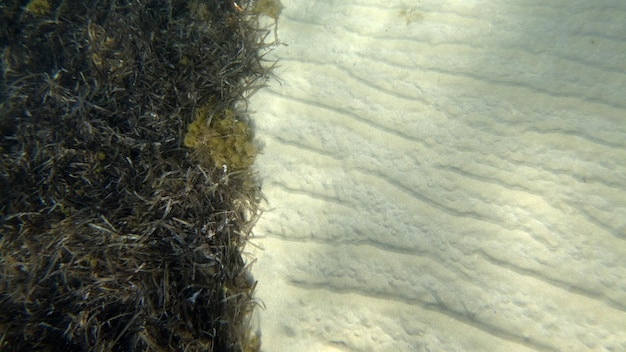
[253,0,283,20]
[185,104,257,172]
[24,0,50,16]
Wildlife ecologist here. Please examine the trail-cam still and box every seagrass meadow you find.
[0,0,276,351]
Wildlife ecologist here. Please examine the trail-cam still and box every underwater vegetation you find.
[0,0,275,351]
[185,104,257,172]
[251,0,282,39]
[24,0,51,16]
[253,0,283,20]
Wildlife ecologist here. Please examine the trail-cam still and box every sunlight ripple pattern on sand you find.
[248,1,626,351]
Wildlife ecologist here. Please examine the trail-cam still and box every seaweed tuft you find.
[185,104,257,172]
[24,0,51,16]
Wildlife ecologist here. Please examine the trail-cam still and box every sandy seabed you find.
[248,1,626,351]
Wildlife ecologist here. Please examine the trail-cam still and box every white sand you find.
[247,1,626,351]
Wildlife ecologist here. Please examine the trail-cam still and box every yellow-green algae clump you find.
[25,0,50,15]
[253,0,283,20]
[184,104,257,171]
